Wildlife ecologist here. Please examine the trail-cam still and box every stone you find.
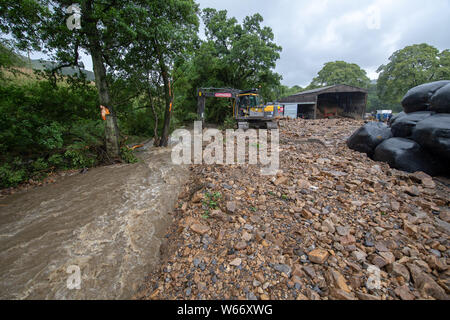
[301,208,313,219]
[379,251,395,265]
[390,200,400,211]
[190,223,210,235]
[336,225,350,236]
[330,269,351,293]
[439,211,450,223]
[352,250,367,262]
[303,265,316,278]
[292,264,304,278]
[434,217,450,235]
[403,221,418,235]
[387,262,410,282]
[394,285,415,300]
[235,241,247,251]
[340,234,356,246]
[404,185,420,197]
[308,249,329,264]
[192,191,203,203]
[411,172,436,188]
[323,219,335,234]
[330,288,356,300]
[371,255,388,269]
[273,264,292,276]
[229,258,242,267]
[356,292,381,300]
[226,201,237,214]
[407,263,448,300]
[242,231,252,242]
[273,176,288,186]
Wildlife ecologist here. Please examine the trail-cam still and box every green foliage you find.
[0,74,103,188]
[119,147,139,164]
[174,8,283,124]
[203,191,222,210]
[310,61,371,89]
[219,115,236,130]
[377,44,450,104]
[278,85,304,99]
[0,159,26,188]
[366,82,402,113]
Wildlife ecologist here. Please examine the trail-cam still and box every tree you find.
[113,1,199,146]
[309,61,371,89]
[377,44,450,104]
[174,8,282,123]
[366,82,401,113]
[1,1,197,156]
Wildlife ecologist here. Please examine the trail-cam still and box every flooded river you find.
[0,146,189,299]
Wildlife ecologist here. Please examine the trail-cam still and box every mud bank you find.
[0,147,189,299]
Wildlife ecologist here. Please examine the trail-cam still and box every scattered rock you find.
[394,285,415,300]
[191,223,210,235]
[308,249,329,265]
[230,258,242,267]
[226,201,237,214]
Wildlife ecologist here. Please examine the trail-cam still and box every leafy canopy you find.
[174,8,283,123]
[310,60,371,89]
[377,43,450,104]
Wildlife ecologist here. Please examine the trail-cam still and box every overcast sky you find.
[30,0,450,87]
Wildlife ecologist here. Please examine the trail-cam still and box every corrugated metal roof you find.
[290,84,367,96]
[292,85,335,95]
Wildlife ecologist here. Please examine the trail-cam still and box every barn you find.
[279,84,368,120]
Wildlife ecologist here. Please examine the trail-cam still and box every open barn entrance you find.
[278,85,368,120]
[297,103,316,119]
[316,92,367,119]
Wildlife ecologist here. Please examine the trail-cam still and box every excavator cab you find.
[197,87,278,129]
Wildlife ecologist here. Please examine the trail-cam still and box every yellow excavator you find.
[197,88,281,129]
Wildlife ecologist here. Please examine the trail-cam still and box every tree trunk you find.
[83,1,120,160]
[147,76,160,146]
[155,44,172,147]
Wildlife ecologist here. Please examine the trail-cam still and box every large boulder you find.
[401,80,450,113]
[411,113,450,162]
[347,122,392,157]
[430,83,450,113]
[373,138,441,176]
[390,111,435,138]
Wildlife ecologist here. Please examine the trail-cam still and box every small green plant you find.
[268,191,275,196]
[250,206,257,212]
[281,194,288,200]
[202,210,210,219]
[120,147,139,164]
[202,192,222,215]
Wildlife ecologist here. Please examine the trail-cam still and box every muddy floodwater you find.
[0,146,189,299]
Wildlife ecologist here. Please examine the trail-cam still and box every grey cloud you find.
[199,0,450,86]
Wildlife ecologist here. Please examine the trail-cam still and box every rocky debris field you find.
[136,118,449,300]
